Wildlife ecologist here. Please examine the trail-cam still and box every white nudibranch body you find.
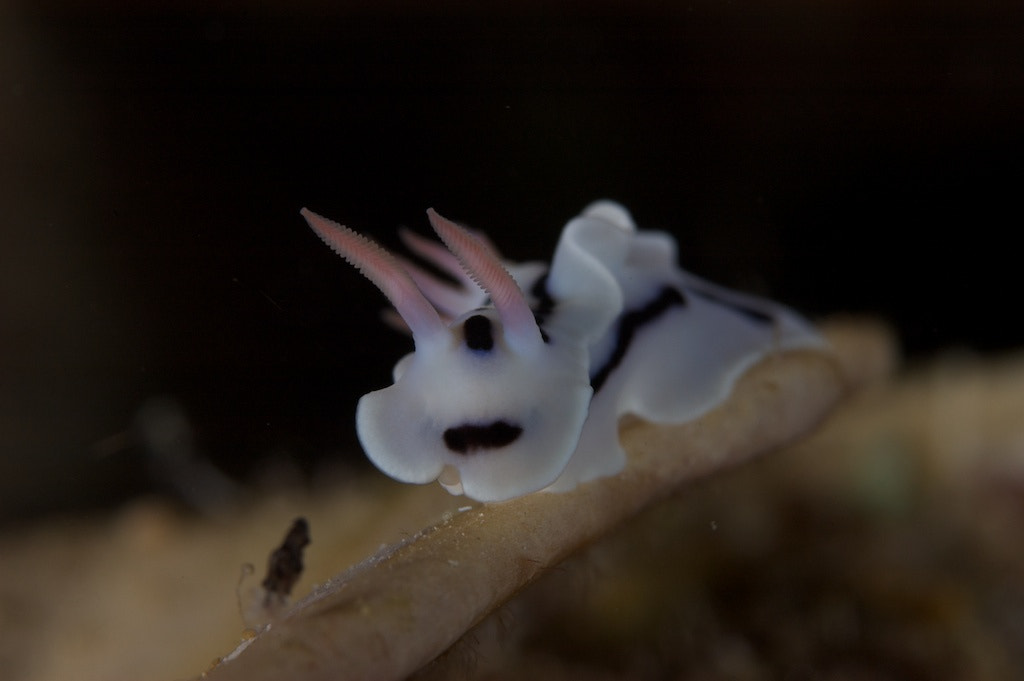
[301,201,824,502]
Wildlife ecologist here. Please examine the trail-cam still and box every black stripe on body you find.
[590,287,687,393]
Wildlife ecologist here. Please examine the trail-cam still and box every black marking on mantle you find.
[530,273,555,343]
[443,421,524,453]
[463,314,494,351]
[590,286,687,393]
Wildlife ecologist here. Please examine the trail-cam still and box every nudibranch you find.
[301,201,824,502]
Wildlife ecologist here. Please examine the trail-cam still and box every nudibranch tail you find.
[426,208,544,352]
[300,208,446,343]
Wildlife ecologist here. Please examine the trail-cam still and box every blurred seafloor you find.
[1,343,1023,679]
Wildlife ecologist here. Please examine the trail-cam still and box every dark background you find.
[2,1,1021,520]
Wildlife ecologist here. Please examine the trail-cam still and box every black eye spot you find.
[443,421,523,453]
[463,314,494,351]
